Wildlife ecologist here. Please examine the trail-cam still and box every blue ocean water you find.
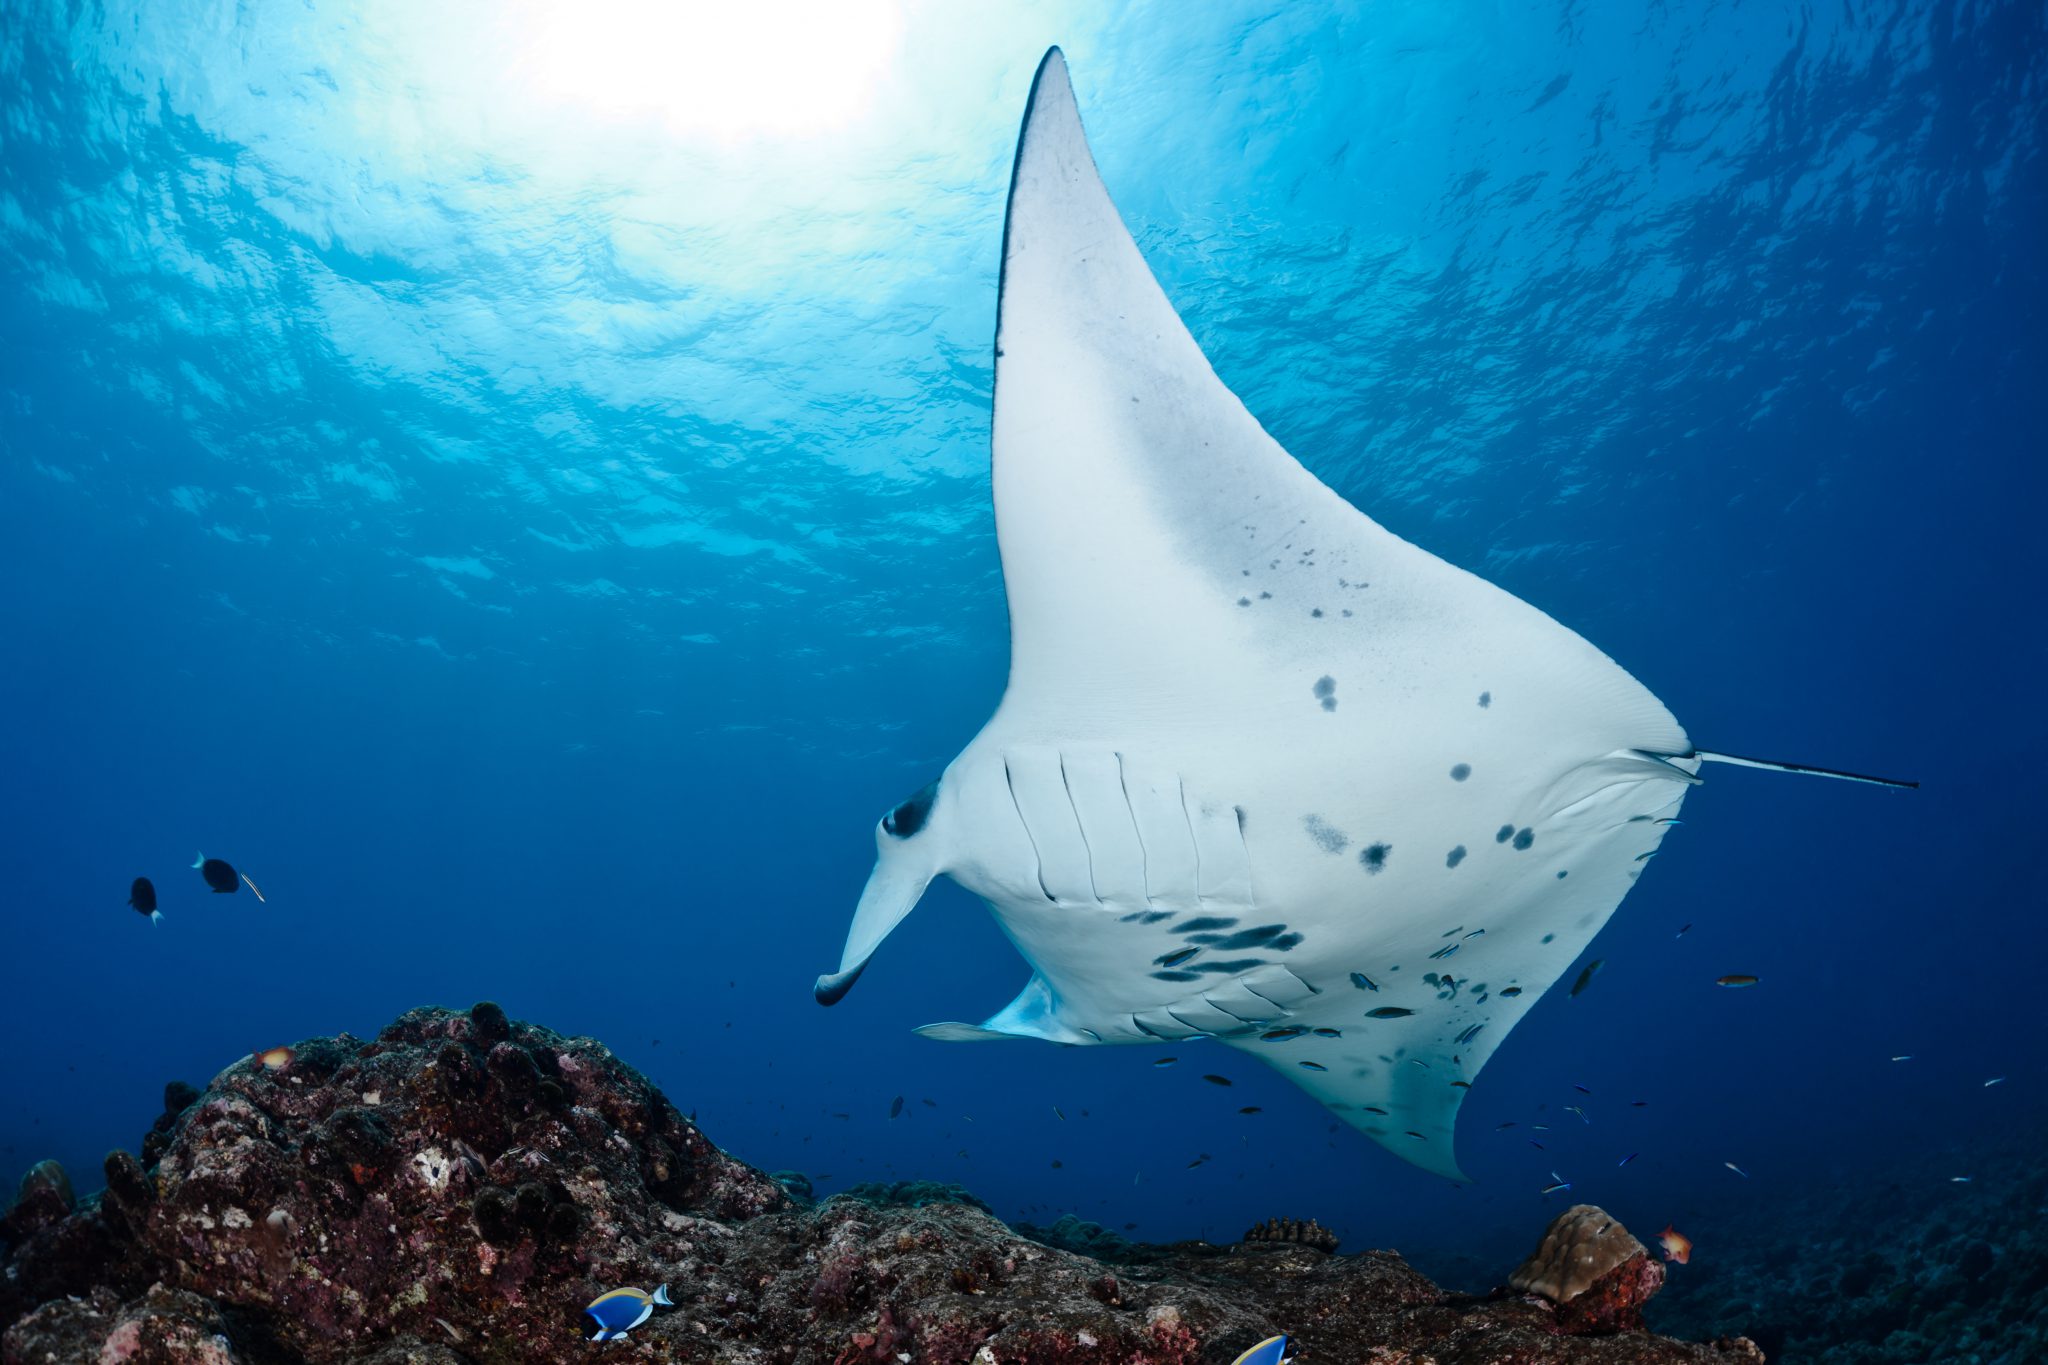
[1,0,2041,1306]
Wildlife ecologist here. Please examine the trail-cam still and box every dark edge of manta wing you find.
[1690,749,1920,790]
[991,46,1071,414]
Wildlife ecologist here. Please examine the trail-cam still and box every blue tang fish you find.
[583,1284,671,1342]
[1232,1335,1291,1365]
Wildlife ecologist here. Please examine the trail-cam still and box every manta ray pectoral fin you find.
[916,974,1091,1045]
[914,1022,1022,1042]
[1689,749,1919,789]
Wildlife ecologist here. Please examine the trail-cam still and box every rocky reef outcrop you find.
[3,1004,1765,1364]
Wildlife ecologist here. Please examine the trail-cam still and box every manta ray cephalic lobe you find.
[815,48,1914,1179]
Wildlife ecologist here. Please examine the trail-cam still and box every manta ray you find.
[816,48,1912,1179]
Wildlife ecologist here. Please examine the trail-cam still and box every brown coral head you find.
[1509,1204,1667,1334]
[1240,1215,1340,1253]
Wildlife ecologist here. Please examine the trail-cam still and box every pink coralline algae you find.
[4,1004,1765,1364]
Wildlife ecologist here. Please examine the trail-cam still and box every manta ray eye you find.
[882,780,939,839]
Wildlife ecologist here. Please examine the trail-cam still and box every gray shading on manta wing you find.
[813,48,1915,1181]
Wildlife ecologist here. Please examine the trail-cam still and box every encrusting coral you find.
[1242,1216,1340,1254]
[3,1004,1765,1364]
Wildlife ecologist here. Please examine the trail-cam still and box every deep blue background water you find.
[2,0,2042,1297]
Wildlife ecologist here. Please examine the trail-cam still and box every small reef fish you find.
[1366,1007,1415,1019]
[1569,960,1603,998]
[1202,1074,1233,1087]
[1153,1057,1177,1067]
[1985,1076,2007,1087]
[1724,1161,1750,1178]
[1298,1061,1327,1072]
[889,1096,904,1119]
[1186,1153,1211,1168]
[240,872,266,902]
[1573,1084,1592,1095]
[1230,1334,1291,1365]
[1312,1027,1343,1038]
[1541,1178,1572,1195]
[1053,1106,1066,1120]
[1658,1224,1692,1264]
[1675,923,1692,937]
[1618,1152,1638,1167]
[256,1046,294,1071]
[1565,1105,1589,1124]
[128,877,160,925]
[1891,1056,1913,1062]
[584,1284,672,1342]
[1495,1122,1516,1130]
[1716,975,1760,988]
[1238,1106,1262,1114]
[1951,1176,1972,1183]
[193,853,239,894]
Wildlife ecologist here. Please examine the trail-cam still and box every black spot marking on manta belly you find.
[1183,933,1227,945]
[1271,932,1303,951]
[1155,947,1200,968]
[1211,924,1288,950]
[1478,691,1492,708]
[1259,591,1272,599]
[1238,597,1251,607]
[1359,843,1390,874]
[1312,675,1337,712]
[1495,824,1515,844]
[1302,815,1348,854]
[1139,910,1174,924]
[1556,869,1569,879]
[1512,827,1535,851]
[1178,916,1239,933]
[1540,933,1555,944]
[1446,845,1467,868]
[1150,970,1200,983]
[1187,958,1271,975]
[1450,763,1471,781]
[1310,608,1324,618]
[1499,986,1523,997]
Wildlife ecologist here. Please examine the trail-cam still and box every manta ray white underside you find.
[814,49,1910,1180]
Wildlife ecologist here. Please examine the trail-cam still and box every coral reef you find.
[1241,1216,1340,1254]
[1646,1130,2048,1363]
[4,1004,1767,1364]
[1510,1205,1666,1335]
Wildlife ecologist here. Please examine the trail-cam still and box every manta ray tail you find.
[1689,750,1919,789]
